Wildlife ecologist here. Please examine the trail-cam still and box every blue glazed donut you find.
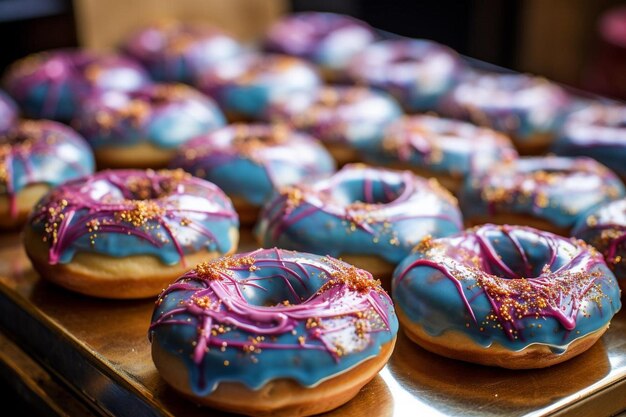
[75,83,225,168]
[572,197,626,289]
[347,39,463,112]
[267,86,402,165]
[0,119,94,228]
[149,248,398,416]
[197,53,321,120]
[392,224,621,368]
[364,114,518,194]
[3,49,150,121]
[553,102,626,180]
[440,71,571,154]
[122,21,243,83]
[0,89,18,133]
[256,164,463,276]
[24,169,239,298]
[264,12,376,79]
[460,156,625,234]
[170,123,336,223]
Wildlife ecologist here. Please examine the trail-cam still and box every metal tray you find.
[0,228,625,417]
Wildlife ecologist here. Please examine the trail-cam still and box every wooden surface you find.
[0,229,626,416]
[73,0,287,50]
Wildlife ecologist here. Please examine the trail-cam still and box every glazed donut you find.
[122,20,242,83]
[2,49,150,120]
[553,102,626,180]
[346,39,463,112]
[365,114,518,194]
[75,83,225,169]
[256,164,463,278]
[264,12,376,80]
[461,156,625,235]
[0,120,94,229]
[197,53,321,121]
[572,198,626,289]
[440,71,571,154]
[170,123,335,224]
[24,169,238,299]
[0,89,18,133]
[392,224,622,369]
[150,248,398,417]
[267,86,402,165]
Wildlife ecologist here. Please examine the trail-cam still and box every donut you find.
[2,49,150,121]
[0,120,94,229]
[75,83,225,169]
[439,71,571,154]
[264,12,376,80]
[170,123,335,224]
[461,156,625,235]
[553,102,626,180]
[256,164,463,278]
[364,114,518,194]
[196,53,321,121]
[266,86,402,165]
[24,169,238,299]
[122,20,242,83]
[572,198,626,289]
[149,248,398,416]
[346,39,463,112]
[392,224,622,369]
[0,89,18,133]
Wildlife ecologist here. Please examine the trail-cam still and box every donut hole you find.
[328,176,406,207]
[479,227,573,279]
[239,269,324,307]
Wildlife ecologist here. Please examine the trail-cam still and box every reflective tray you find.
[1,229,625,417]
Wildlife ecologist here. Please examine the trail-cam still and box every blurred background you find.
[0,0,625,90]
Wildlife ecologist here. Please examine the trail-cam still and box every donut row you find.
[0,10,624,417]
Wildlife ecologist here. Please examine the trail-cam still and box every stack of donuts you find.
[1,10,625,417]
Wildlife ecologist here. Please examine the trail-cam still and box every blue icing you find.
[224,85,270,119]
[460,157,626,229]
[150,251,398,394]
[31,172,238,265]
[25,83,76,120]
[50,205,236,265]
[147,106,225,149]
[9,139,94,194]
[256,167,463,264]
[392,226,622,352]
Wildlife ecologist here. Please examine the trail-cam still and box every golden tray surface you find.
[1,229,626,416]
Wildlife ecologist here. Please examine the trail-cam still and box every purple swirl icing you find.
[439,71,571,143]
[3,49,150,120]
[264,12,376,73]
[393,224,621,352]
[170,123,336,206]
[368,114,518,176]
[573,198,626,282]
[149,248,398,393]
[461,156,626,230]
[1,119,94,219]
[122,21,242,83]
[28,169,238,266]
[75,83,225,150]
[347,39,463,112]
[256,164,463,263]
[0,90,18,132]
